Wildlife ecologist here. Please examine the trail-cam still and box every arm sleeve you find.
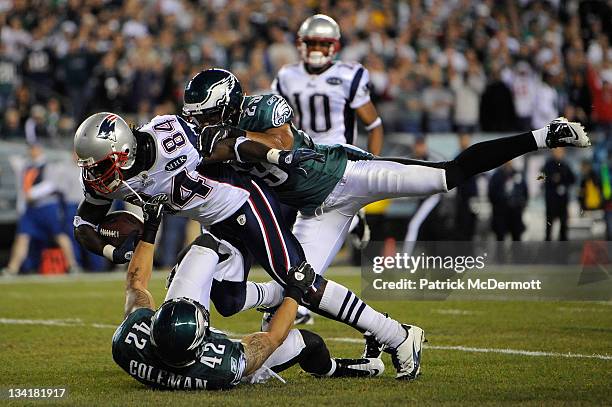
[349,67,372,109]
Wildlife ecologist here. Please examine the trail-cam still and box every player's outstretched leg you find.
[302,276,424,380]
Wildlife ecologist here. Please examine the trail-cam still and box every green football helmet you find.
[182,68,244,129]
[150,297,210,367]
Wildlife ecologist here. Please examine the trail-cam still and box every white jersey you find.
[82,115,249,226]
[272,61,371,146]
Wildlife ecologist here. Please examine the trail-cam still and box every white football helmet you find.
[74,112,137,194]
[297,14,341,69]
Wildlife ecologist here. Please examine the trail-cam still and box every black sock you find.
[445,132,536,189]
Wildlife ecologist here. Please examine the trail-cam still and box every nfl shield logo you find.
[237,214,246,225]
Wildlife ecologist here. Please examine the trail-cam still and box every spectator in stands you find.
[0,41,18,112]
[566,70,592,128]
[2,144,78,275]
[423,68,453,133]
[587,63,612,152]
[488,161,528,241]
[1,108,24,139]
[454,133,478,241]
[24,104,49,144]
[531,71,559,129]
[542,148,576,241]
[505,61,537,131]
[449,54,485,134]
[480,65,517,132]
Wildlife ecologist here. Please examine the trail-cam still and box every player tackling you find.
[113,199,383,389]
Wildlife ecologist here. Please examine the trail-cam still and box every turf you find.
[1,268,611,406]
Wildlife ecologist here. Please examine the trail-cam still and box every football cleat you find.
[390,324,425,380]
[350,208,371,250]
[545,117,590,148]
[362,331,386,359]
[331,358,385,378]
[294,306,314,325]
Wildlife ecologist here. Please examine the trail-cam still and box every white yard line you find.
[1,317,611,362]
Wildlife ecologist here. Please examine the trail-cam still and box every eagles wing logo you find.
[272,98,293,127]
[97,114,118,141]
[203,75,235,107]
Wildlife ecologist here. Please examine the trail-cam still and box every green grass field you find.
[1,268,611,406]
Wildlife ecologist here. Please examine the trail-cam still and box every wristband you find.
[233,136,249,163]
[365,117,382,131]
[142,224,158,244]
[103,244,115,261]
[266,149,282,165]
[284,285,304,303]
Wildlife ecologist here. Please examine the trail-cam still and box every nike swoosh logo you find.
[569,125,579,140]
[371,368,380,376]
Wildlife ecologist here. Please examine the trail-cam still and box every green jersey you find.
[237,94,348,216]
[112,308,246,390]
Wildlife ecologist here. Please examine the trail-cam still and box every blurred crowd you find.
[0,0,611,144]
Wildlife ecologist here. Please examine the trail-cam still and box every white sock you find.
[241,280,285,311]
[297,305,311,316]
[532,127,548,149]
[319,280,407,349]
[324,358,337,377]
[164,246,219,309]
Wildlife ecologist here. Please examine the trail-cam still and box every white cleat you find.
[545,117,590,148]
[390,325,425,380]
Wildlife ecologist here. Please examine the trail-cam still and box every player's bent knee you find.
[192,233,220,252]
[210,280,246,317]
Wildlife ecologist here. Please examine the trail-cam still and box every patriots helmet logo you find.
[96,114,118,141]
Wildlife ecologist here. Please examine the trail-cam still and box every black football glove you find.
[141,194,168,244]
[284,261,316,302]
[112,230,138,264]
[343,145,375,161]
[276,148,325,177]
[197,125,246,157]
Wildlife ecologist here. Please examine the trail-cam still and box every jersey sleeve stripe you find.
[348,67,365,103]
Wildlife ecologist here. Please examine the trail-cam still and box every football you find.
[97,211,144,247]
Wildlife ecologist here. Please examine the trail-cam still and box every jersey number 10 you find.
[293,93,331,133]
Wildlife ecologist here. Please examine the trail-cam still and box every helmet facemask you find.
[79,151,129,194]
[299,37,339,69]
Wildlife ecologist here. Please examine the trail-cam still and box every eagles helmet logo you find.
[204,75,235,108]
[96,114,118,141]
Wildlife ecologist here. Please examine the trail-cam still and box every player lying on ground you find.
[73,112,424,380]
[182,67,590,358]
[112,199,383,390]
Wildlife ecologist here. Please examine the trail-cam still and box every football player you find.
[182,68,591,361]
[272,14,383,154]
[73,111,425,380]
[113,200,383,390]
[272,14,384,322]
